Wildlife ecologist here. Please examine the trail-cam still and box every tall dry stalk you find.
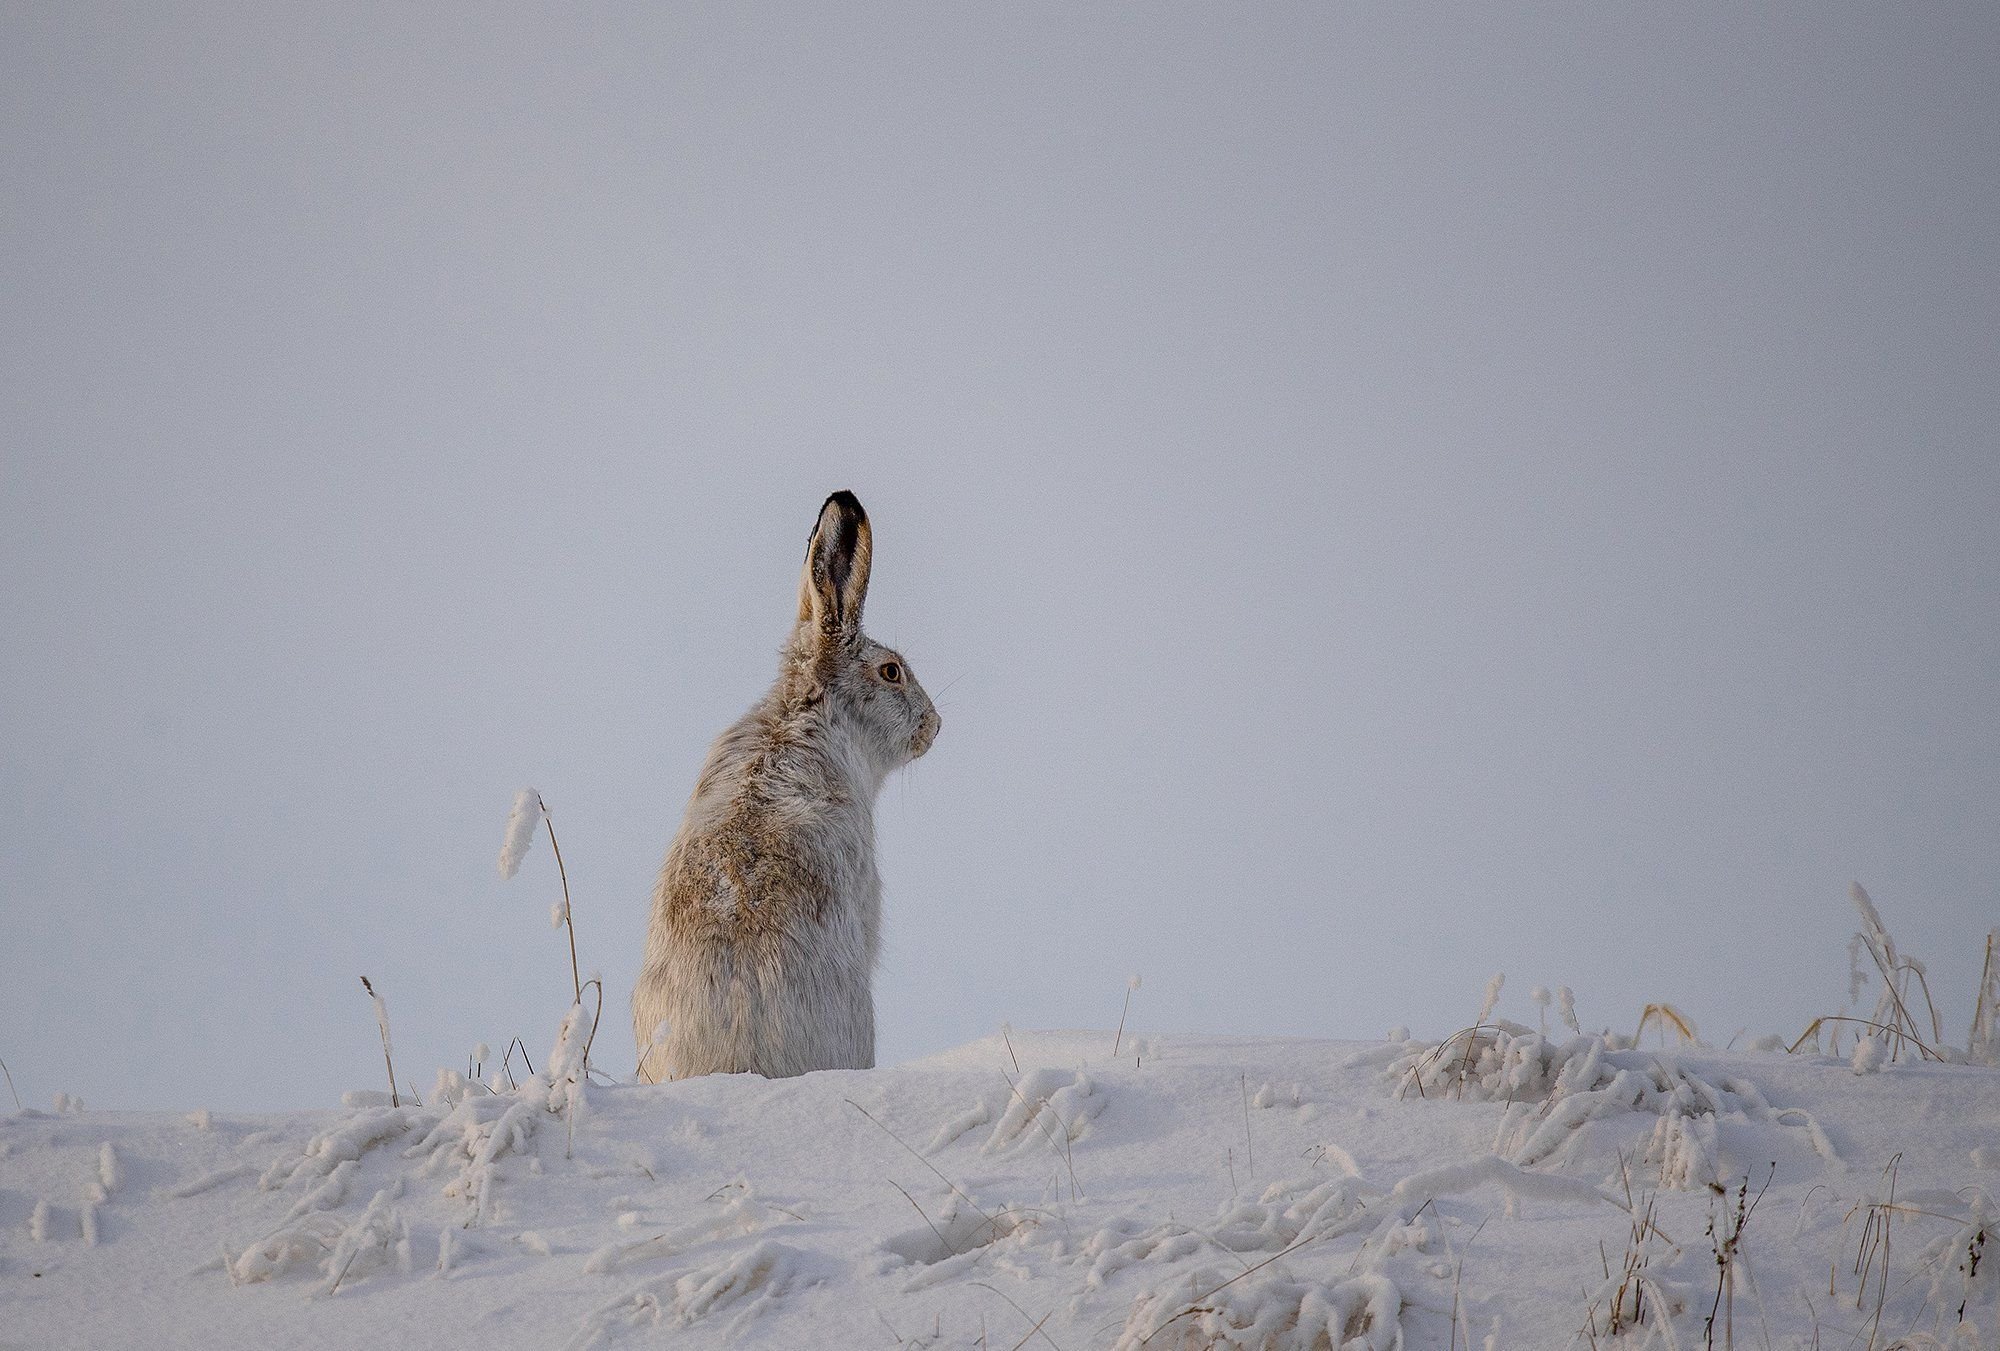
[1704,1166,1774,1350]
[498,788,584,1008]
[539,792,582,1006]
[358,976,399,1107]
[1112,974,1140,1057]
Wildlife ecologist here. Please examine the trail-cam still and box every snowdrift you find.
[4,1027,1997,1349]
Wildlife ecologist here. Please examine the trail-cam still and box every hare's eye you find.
[878,661,902,684]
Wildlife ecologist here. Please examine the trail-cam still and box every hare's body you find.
[633,493,938,1082]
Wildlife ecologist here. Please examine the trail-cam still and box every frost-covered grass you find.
[5,887,1997,1349]
[1785,885,2000,1071]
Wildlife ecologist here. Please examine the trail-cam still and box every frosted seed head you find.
[1475,973,1505,1025]
[1556,987,1581,1034]
[498,788,543,879]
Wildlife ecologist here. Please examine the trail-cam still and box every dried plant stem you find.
[0,1057,19,1111]
[1901,961,1944,1044]
[1851,1154,1902,1349]
[1239,1073,1255,1177]
[999,1070,1082,1202]
[1112,987,1134,1057]
[1787,1015,1940,1061]
[1635,1002,1697,1046]
[1970,932,1997,1056]
[577,977,604,1071]
[358,976,399,1108]
[887,1176,960,1259]
[500,1035,535,1087]
[539,793,581,1005]
[969,1281,1063,1351]
[846,1098,997,1230]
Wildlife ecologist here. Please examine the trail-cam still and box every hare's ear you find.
[796,490,872,645]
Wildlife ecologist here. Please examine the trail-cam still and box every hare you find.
[632,491,940,1081]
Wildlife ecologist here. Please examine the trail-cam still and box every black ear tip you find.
[823,489,866,520]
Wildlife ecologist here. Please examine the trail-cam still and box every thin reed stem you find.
[359,976,399,1107]
[539,793,581,1005]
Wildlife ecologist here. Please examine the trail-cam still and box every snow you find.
[497,788,542,880]
[4,1021,1998,1349]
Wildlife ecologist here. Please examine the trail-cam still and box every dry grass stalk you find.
[1395,1024,1502,1101]
[1786,1016,1940,1062]
[358,976,399,1107]
[1636,1002,1698,1047]
[1446,1216,1488,1351]
[969,1280,1062,1351]
[1785,889,2000,1064]
[1970,932,1998,1064]
[1239,1073,1255,1179]
[1608,1189,1664,1335]
[1848,1154,1901,1349]
[1576,1157,1682,1347]
[846,1097,999,1234]
[538,793,582,1006]
[1704,1166,1774,1350]
[1111,976,1139,1058]
[1846,884,1945,1063]
[499,1035,535,1088]
[999,1070,1083,1202]
[576,977,605,1075]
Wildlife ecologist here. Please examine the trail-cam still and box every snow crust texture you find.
[3,1027,1997,1349]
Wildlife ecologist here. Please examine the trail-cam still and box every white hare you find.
[633,491,940,1081]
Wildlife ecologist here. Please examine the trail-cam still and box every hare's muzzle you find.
[911,709,941,759]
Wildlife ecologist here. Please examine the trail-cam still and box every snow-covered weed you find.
[1113,973,1142,1057]
[1381,1023,1836,1185]
[1842,1159,1996,1348]
[984,1068,1099,1156]
[1116,1266,1403,1351]
[1696,1167,1773,1351]
[1576,1182,1691,1349]
[890,1200,1046,1291]
[1067,1169,1406,1348]
[1909,1188,1995,1338]
[1971,934,1999,1069]
[230,999,594,1285]
[1791,884,1999,1068]
[356,976,403,1108]
[1086,1152,1619,1348]
[569,1240,835,1347]
[497,787,586,1009]
[583,1181,787,1275]
[227,1179,413,1295]
[919,1069,1100,1204]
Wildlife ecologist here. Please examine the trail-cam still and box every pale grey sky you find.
[4,5,1996,1109]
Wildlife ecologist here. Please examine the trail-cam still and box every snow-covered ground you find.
[5,1010,1997,1350]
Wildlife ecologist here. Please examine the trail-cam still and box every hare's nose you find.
[912,709,941,756]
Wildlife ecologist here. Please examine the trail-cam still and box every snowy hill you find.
[5,1020,1997,1350]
